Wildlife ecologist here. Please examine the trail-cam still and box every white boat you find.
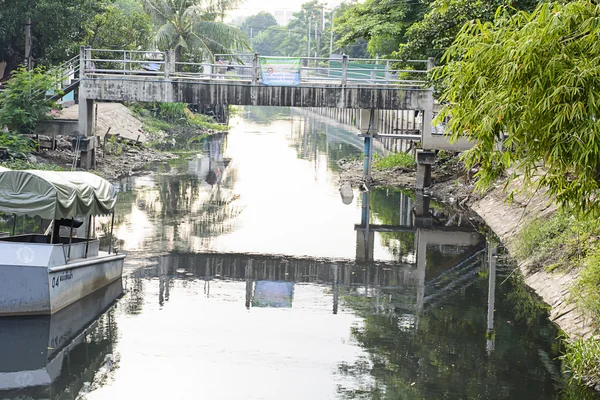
[0,169,125,316]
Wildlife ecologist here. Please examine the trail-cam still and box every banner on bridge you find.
[259,57,301,86]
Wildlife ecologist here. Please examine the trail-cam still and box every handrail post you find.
[165,50,175,78]
[252,53,259,84]
[79,46,86,79]
[341,55,348,86]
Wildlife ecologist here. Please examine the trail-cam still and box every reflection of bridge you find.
[355,190,485,313]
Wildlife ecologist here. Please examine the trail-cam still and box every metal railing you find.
[80,47,432,88]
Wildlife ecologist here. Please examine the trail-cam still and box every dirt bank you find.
[33,135,176,181]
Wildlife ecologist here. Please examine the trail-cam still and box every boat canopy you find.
[0,166,10,172]
[0,170,117,219]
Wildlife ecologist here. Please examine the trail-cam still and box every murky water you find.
[1,107,599,399]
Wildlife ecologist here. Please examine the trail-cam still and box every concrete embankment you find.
[470,182,596,339]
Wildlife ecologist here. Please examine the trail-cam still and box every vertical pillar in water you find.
[486,244,497,353]
[363,135,371,176]
[245,259,254,309]
[360,109,376,180]
[356,191,374,262]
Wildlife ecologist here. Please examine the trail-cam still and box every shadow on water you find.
[3,107,598,399]
[0,280,122,399]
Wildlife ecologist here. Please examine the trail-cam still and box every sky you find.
[225,0,346,24]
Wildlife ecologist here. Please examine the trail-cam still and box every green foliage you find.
[84,0,152,50]
[437,1,600,217]
[335,0,425,58]
[106,135,125,156]
[397,0,528,61]
[561,336,600,386]
[373,152,416,170]
[128,102,226,150]
[158,102,189,123]
[0,67,56,157]
[239,11,277,39]
[515,212,600,272]
[0,132,35,157]
[0,0,109,77]
[142,0,248,58]
[573,248,600,323]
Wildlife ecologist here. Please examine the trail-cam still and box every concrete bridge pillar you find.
[416,149,435,190]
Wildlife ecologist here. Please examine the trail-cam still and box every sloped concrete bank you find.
[469,183,599,391]
[469,183,595,339]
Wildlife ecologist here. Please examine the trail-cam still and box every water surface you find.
[1,107,598,400]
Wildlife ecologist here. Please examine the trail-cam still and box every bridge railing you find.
[81,48,431,87]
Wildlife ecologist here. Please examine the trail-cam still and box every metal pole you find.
[24,18,32,70]
[49,220,55,244]
[329,9,335,56]
[67,218,75,260]
[307,18,311,58]
[12,214,16,236]
[84,215,92,258]
[108,212,115,254]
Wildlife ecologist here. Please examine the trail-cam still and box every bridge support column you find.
[77,97,96,169]
[416,149,435,190]
[359,109,378,180]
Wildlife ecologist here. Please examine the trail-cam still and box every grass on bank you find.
[561,335,600,386]
[516,211,600,386]
[373,152,416,170]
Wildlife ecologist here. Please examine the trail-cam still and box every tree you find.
[397,0,537,61]
[84,0,153,50]
[334,0,426,58]
[0,0,110,79]
[239,11,278,40]
[0,67,56,156]
[437,1,600,216]
[142,0,248,59]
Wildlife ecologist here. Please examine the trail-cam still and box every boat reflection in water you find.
[0,279,123,399]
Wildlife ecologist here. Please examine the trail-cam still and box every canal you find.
[1,107,598,399]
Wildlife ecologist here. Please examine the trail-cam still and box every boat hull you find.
[0,253,125,316]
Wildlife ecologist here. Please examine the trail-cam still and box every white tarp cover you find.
[0,166,10,172]
[0,170,117,219]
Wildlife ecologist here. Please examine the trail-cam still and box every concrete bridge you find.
[46,47,471,186]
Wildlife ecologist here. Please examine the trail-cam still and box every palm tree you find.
[142,0,248,60]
